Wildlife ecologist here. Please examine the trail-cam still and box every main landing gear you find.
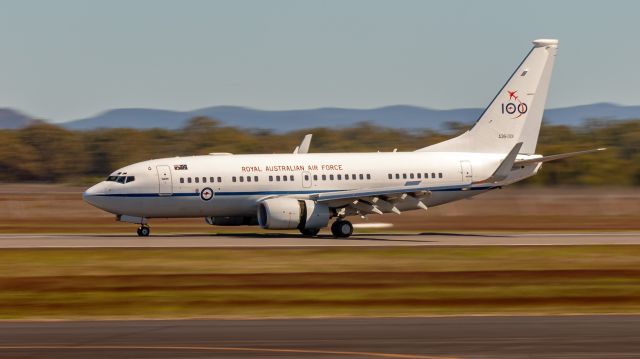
[331,220,353,238]
[137,225,150,237]
[299,228,321,236]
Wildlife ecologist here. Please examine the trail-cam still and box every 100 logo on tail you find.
[501,90,527,118]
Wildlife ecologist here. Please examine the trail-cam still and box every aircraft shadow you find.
[87,232,435,243]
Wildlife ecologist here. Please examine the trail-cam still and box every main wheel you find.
[331,220,353,238]
[300,228,321,236]
[137,226,150,237]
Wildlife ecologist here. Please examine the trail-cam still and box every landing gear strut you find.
[331,220,353,238]
[137,225,150,237]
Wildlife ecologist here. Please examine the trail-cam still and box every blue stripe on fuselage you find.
[91,185,495,198]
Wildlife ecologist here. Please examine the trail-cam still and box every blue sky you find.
[0,0,637,121]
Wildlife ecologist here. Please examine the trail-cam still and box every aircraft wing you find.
[310,184,433,215]
[514,148,606,166]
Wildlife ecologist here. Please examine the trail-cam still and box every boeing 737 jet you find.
[83,39,603,237]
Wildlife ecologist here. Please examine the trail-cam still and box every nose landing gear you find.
[137,225,150,237]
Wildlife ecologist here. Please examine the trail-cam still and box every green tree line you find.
[0,117,638,186]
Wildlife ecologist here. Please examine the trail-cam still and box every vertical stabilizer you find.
[418,39,558,154]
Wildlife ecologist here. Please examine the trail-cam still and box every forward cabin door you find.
[156,165,173,196]
[460,161,473,186]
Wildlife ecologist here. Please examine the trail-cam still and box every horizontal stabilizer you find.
[514,148,606,166]
[477,142,522,183]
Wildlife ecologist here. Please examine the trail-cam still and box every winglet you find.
[477,142,523,183]
[293,134,313,154]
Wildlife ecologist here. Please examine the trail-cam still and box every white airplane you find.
[84,39,603,237]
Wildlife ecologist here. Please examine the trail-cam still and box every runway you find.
[1,316,639,358]
[0,232,639,248]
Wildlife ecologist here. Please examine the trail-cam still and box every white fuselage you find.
[83,151,540,220]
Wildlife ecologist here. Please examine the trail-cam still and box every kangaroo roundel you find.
[200,187,214,201]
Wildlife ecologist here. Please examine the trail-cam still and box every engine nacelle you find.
[257,198,330,230]
[204,216,257,226]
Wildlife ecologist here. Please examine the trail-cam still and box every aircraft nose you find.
[83,183,104,207]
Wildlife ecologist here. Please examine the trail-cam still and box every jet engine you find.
[257,198,330,230]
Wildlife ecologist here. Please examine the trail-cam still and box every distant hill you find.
[0,109,33,129]
[2,103,640,131]
[61,105,482,131]
[61,103,640,132]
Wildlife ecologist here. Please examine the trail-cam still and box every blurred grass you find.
[1,246,640,319]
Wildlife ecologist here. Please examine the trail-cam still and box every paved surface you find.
[0,232,639,248]
[0,316,639,358]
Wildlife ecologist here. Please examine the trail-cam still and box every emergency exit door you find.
[301,171,312,188]
[156,165,173,195]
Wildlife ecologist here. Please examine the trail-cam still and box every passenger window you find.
[439,173,443,178]
[424,173,428,179]
[195,177,199,183]
[290,175,294,181]
[402,174,407,179]
[202,177,207,183]
[269,175,273,182]
[329,174,334,180]
[388,174,392,180]
[344,174,349,180]
[337,174,342,180]
[417,173,421,179]
[395,174,400,179]
[255,176,259,182]
[126,176,135,183]
[313,175,318,181]
[239,176,244,182]
[210,177,214,183]
[188,177,192,183]
[352,174,357,180]
[304,174,309,181]
[359,174,364,180]
[247,176,252,182]
[180,178,184,184]
[431,173,436,178]
[366,174,371,180]
[410,173,414,179]
[232,176,236,182]
[322,175,327,180]
[283,175,288,182]
[217,177,222,182]
[276,175,281,181]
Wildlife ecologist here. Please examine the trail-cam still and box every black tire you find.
[138,226,150,237]
[300,228,321,236]
[330,220,353,238]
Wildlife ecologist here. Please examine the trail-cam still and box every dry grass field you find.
[1,184,639,319]
[0,183,638,233]
[1,246,640,319]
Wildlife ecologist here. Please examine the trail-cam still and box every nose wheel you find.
[137,225,150,237]
[331,220,353,238]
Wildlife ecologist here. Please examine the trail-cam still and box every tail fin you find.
[418,39,558,154]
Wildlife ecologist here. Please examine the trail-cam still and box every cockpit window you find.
[106,175,135,184]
